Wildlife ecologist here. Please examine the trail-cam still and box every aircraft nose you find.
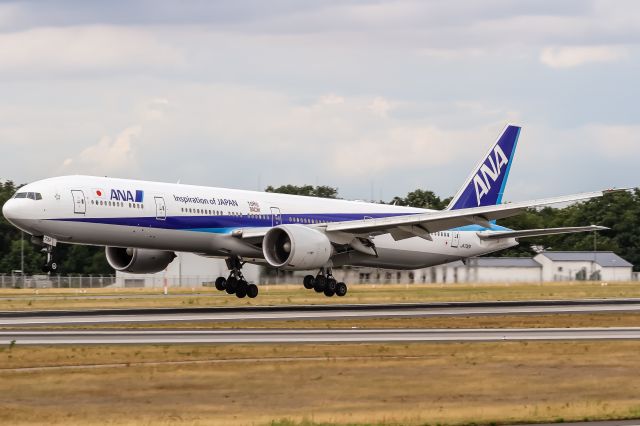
[2,199,17,221]
[2,198,41,234]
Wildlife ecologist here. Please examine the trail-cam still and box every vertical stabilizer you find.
[446,124,521,210]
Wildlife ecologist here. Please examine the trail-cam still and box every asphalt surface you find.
[2,299,640,326]
[2,327,640,344]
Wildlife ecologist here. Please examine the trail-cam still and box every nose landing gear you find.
[39,237,59,273]
[303,268,347,298]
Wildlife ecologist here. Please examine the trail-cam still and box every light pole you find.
[20,232,24,288]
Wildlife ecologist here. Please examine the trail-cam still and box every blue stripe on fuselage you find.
[48,212,415,233]
[48,212,513,235]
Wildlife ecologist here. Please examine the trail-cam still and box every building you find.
[534,251,633,282]
[115,250,634,287]
[465,257,542,282]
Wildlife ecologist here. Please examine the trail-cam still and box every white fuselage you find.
[2,176,518,270]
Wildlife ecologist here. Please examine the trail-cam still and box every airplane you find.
[2,124,618,299]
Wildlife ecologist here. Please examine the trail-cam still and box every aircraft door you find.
[451,231,460,248]
[271,207,282,226]
[71,190,86,215]
[154,197,166,220]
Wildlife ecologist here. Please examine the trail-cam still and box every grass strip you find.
[0,341,639,425]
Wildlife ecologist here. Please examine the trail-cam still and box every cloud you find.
[319,94,345,105]
[539,45,628,68]
[142,98,171,121]
[61,125,142,175]
[367,97,395,117]
[1,1,639,201]
[585,124,640,158]
[330,125,473,177]
[0,25,184,74]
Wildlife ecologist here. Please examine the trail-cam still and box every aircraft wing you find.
[234,188,624,242]
[322,189,623,239]
[476,225,608,241]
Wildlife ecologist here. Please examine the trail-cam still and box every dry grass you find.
[1,281,640,311]
[1,342,640,425]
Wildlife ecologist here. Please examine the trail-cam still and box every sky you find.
[0,0,638,202]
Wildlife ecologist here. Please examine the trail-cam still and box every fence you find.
[0,274,117,289]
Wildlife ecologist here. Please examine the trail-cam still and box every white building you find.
[534,251,633,282]
[465,257,542,282]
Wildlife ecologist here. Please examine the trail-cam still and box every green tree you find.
[59,244,113,275]
[391,189,450,210]
[0,238,44,274]
[498,190,639,269]
[266,184,338,199]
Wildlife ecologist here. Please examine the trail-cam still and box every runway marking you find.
[2,327,640,345]
[3,302,640,326]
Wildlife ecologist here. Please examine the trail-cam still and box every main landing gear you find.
[213,256,259,299]
[303,268,347,298]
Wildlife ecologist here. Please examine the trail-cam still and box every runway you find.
[1,299,640,326]
[2,327,640,344]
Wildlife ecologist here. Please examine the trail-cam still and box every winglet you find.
[447,124,521,210]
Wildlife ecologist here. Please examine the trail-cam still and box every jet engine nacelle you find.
[105,247,176,274]
[262,225,332,270]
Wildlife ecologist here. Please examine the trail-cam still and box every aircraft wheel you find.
[326,278,337,292]
[314,276,326,293]
[303,275,315,289]
[324,288,335,297]
[226,277,238,294]
[235,281,248,298]
[246,284,259,298]
[335,282,347,297]
[215,277,226,291]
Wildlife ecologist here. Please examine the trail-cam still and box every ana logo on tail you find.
[447,124,520,211]
[473,145,509,205]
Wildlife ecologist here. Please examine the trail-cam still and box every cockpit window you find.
[13,192,42,200]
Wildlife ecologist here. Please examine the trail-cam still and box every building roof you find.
[471,257,541,268]
[536,251,633,268]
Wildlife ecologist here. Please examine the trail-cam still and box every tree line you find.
[2,181,638,274]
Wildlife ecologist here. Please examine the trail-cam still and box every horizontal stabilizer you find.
[477,225,608,240]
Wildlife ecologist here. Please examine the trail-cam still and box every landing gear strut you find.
[213,256,259,299]
[303,268,347,298]
[40,240,59,273]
